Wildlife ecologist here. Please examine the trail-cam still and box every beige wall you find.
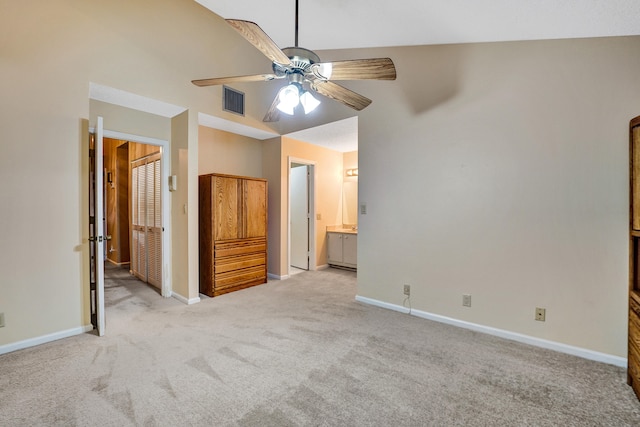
[198,126,263,177]
[354,36,640,358]
[2,0,639,361]
[262,137,283,276]
[342,151,358,225]
[90,100,171,142]
[343,151,358,172]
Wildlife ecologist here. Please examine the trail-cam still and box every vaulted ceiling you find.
[195,0,640,50]
[193,0,640,151]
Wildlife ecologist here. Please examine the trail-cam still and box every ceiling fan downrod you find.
[294,0,299,48]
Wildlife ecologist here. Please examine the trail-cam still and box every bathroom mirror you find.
[342,181,358,226]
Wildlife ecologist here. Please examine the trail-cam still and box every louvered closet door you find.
[131,160,147,281]
[131,162,139,278]
[147,159,162,288]
[130,153,162,289]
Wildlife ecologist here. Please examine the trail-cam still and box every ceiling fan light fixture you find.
[276,103,295,115]
[276,84,300,115]
[300,90,320,114]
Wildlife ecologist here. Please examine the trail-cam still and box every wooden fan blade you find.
[312,81,372,111]
[226,19,291,66]
[313,58,396,81]
[192,74,280,87]
[263,91,281,122]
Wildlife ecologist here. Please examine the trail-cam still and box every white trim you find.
[0,325,94,355]
[316,264,330,270]
[355,295,627,368]
[268,273,288,280]
[171,291,200,305]
[102,130,167,147]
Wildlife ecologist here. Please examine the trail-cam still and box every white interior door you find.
[290,164,309,270]
[91,116,106,336]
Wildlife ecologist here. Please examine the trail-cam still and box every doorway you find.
[289,157,316,276]
[89,123,172,336]
[103,138,163,291]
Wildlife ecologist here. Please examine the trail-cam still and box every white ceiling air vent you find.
[223,86,245,116]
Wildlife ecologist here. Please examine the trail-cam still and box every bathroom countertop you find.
[327,227,358,234]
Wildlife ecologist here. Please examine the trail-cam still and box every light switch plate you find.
[462,294,472,307]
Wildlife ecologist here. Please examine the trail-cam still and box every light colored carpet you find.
[1,264,639,426]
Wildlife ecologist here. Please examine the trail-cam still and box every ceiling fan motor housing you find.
[273,47,320,76]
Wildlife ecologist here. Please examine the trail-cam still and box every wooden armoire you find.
[199,173,268,297]
[630,116,640,400]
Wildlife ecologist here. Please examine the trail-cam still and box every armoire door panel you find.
[628,116,640,402]
[243,179,267,238]
[214,176,240,240]
[632,126,640,231]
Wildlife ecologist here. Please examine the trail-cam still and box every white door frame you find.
[288,156,316,276]
[91,128,172,298]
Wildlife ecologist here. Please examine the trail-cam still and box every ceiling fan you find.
[192,2,396,122]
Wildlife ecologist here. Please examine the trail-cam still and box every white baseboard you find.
[171,292,200,305]
[268,273,287,280]
[316,264,329,270]
[0,325,94,356]
[355,295,627,368]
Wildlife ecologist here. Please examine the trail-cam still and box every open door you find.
[89,116,106,336]
[290,164,310,270]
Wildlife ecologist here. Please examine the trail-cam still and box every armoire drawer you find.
[215,238,266,258]
[631,306,640,350]
[629,338,640,395]
[214,252,266,274]
[214,265,266,290]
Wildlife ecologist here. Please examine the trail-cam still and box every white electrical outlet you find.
[462,294,472,307]
[403,285,411,296]
[0,313,5,328]
[535,307,546,321]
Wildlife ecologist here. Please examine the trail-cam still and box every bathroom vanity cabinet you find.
[327,231,357,270]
